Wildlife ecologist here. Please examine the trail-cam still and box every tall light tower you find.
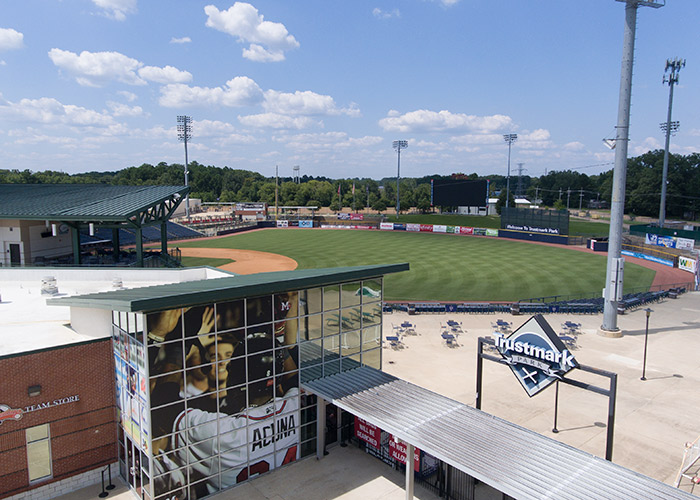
[293,165,300,184]
[393,140,408,218]
[503,134,517,210]
[601,0,664,337]
[659,58,685,228]
[177,115,192,218]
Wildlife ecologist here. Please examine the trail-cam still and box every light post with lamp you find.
[641,308,652,381]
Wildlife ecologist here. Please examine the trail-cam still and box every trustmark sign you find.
[494,315,578,397]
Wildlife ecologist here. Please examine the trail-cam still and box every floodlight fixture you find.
[392,140,408,218]
[503,134,518,209]
[659,58,684,228]
[177,115,192,218]
[615,0,664,7]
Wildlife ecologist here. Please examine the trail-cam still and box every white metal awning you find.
[302,366,693,500]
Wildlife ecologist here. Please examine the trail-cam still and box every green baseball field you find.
[176,229,655,302]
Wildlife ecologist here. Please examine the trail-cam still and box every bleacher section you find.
[383,288,684,316]
[80,221,203,247]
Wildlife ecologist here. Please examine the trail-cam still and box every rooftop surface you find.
[0,184,188,221]
[47,263,409,312]
[0,267,231,357]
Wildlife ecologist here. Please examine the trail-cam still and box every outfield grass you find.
[180,256,235,268]
[382,213,610,237]
[178,229,654,302]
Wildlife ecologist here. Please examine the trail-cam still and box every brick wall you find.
[0,339,117,499]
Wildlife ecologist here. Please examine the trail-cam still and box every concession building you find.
[0,263,695,500]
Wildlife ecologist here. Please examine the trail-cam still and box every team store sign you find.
[494,315,578,397]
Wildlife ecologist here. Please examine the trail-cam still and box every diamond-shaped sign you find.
[494,315,578,397]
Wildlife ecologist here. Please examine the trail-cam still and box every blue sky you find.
[1,0,698,180]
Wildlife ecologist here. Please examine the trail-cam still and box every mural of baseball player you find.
[148,292,299,499]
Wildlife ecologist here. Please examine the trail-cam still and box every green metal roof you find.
[0,184,188,222]
[46,263,409,312]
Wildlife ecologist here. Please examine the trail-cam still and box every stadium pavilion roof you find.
[0,184,189,266]
[0,184,188,222]
[47,263,409,312]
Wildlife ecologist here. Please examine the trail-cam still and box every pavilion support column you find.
[112,229,120,263]
[135,227,144,267]
[405,443,415,500]
[71,224,81,265]
[160,221,168,256]
[316,397,326,460]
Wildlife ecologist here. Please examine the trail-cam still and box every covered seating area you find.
[0,184,189,267]
[303,366,695,500]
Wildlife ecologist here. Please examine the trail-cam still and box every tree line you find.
[0,150,697,219]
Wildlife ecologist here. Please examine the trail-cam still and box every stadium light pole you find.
[659,58,685,228]
[177,115,192,218]
[602,0,663,336]
[503,134,517,210]
[393,140,408,218]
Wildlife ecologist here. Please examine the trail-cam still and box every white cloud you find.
[563,141,585,152]
[242,44,285,63]
[138,65,192,84]
[277,132,383,151]
[92,0,137,21]
[170,36,192,44]
[0,28,24,51]
[238,113,315,129]
[0,95,115,127]
[117,91,138,102]
[379,109,512,133]
[159,76,263,108]
[264,90,359,117]
[48,48,145,87]
[48,48,192,87]
[632,136,662,155]
[106,101,144,117]
[204,3,299,62]
[428,0,460,7]
[373,8,400,19]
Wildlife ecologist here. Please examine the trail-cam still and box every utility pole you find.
[177,115,192,218]
[559,188,563,201]
[275,165,279,221]
[659,58,685,228]
[392,140,408,218]
[516,163,526,197]
[567,188,571,210]
[579,188,584,210]
[602,0,663,336]
[503,134,518,210]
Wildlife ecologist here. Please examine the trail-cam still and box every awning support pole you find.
[316,397,326,460]
[405,443,415,499]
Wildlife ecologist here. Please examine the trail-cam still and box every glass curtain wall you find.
[112,278,382,500]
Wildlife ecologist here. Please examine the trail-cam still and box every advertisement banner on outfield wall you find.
[485,229,498,237]
[394,223,406,231]
[380,222,394,231]
[277,220,289,228]
[407,223,421,232]
[419,224,433,232]
[460,227,474,235]
[447,226,455,234]
[679,256,697,273]
[354,417,380,449]
[676,237,695,251]
[645,233,676,248]
[350,214,364,221]
[433,225,447,233]
[337,213,351,220]
[474,228,487,236]
[299,220,313,228]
